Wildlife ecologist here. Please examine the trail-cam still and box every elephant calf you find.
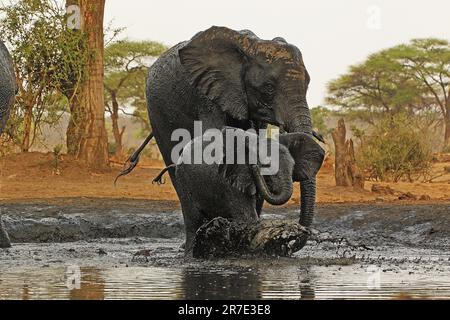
[155,128,324,252]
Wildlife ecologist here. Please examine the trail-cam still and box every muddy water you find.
[1,264,449,300]
[0,200,449,300]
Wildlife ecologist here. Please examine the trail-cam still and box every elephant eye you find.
[262,83,276,96]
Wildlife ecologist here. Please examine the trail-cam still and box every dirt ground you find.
[1,152,449,204]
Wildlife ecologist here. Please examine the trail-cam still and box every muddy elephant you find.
[143,26,322,252]
[154,128,324,251]
[0,41,16,134]
[162,129,296,225]
[0,41,15,249]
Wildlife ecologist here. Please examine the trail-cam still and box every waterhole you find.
[1,265,449,300]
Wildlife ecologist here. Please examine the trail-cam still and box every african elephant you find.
[154,128,324,251]
[144,26,321,252]
[0,41,16,134]
[0,41,15,249]
[168,129,295,225]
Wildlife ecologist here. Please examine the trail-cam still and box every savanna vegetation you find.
[0,0,449,195]
[0,0,167,167]
[320,39,450,183]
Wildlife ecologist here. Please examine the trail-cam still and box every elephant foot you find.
[192,217,309,259]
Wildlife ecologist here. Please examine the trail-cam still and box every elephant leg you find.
[168,170,205,255]
[181,201,205,255]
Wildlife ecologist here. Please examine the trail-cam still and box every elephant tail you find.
[114,132,154,185]
[152,164,177,185]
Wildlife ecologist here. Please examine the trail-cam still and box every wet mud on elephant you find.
[0,41,15,134]
[120,26,324,254]
[0,40,16,249]
[153,128,324,257]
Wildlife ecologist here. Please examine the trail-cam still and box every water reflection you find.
[0,265,449,300]
[261,267,316,300]
[181,268,262,300]
[69,267,105,300]
[21,284,30,300]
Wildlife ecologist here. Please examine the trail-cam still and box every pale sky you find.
[104,0,450,108]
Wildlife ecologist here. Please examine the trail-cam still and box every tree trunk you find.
[66,93,84,155]
[77,0,109,171]
[21,105,33,152]
[192,217,309,258]
[331,118,365,189]
[444,108,450,150]
[110,92,125,157]
[64,0,84,156]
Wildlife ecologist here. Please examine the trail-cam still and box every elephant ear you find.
[279,133,325,182]
[179,26,253,120]
[217,127,257,196]
[218,163,256,196]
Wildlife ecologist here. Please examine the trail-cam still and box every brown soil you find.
[1,152,449,204]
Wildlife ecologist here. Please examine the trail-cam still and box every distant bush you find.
[108,143,117,155]
[311,106,332,136]
[357,114,432,182]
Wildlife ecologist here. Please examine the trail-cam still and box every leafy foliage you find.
[326,38,450,149]
[357,114,432,182]
[104,40,167,132]
[311,106,332,136]
[0,0,88,150]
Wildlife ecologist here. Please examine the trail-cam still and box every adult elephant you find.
[0,41,16,134]
[0,40,15,249]
[145,26,321,252]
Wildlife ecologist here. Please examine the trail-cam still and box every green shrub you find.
[358,114,432,182]
[311,106,331,135]
[108,143,117,155]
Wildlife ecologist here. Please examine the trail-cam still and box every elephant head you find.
[180,26,317,225]
[219,128,295,206]
[0,41,16,134]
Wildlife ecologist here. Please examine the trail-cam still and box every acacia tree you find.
[388,39,450,149]
[327,38,450,149]
[76,0,109,170]
[104,40,166,156]
[327,52,427,124]
[0,0,87,152]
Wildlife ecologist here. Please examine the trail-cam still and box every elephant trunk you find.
[286,101,316,228]
[251,165,293,206]
[299,178,316,227]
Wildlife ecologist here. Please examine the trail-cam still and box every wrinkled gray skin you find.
[0,41,15,249]
[172,129,296,224]
[279,132,325,228]
[0,41,16,134]
[146,26,323,253]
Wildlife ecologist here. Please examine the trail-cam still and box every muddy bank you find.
[0,199,183,242]
[0,199,449,249]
